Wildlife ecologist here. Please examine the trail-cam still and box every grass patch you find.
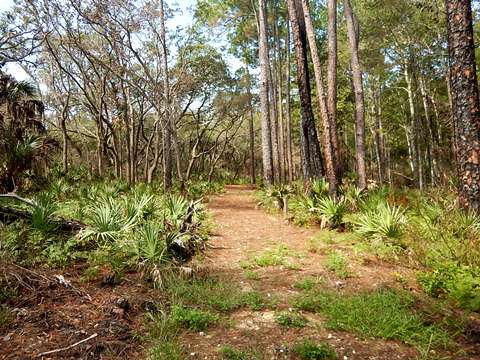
[170,305,218,331]
[292,339,337,359]
[165,276,244,311]
[324,251,351,279]
[294,276,323,291]
[275,312,308,328]
[244,269,260,280]
[219,345,250,360]
[250,244,301,269]
[146,311,183,360]
[292,289,450,351]
[149,341,183,360]
[164,276,274,312]
[243,290,277,310]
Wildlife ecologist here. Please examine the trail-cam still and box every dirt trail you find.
[184,185,420,359]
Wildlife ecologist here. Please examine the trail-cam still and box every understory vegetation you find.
[257,180,480,313]
[0,177,223,283]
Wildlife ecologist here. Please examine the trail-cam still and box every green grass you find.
[244,269,260,280]
[275,312,308,328]
[324,251,351,279]
[219,345,250,360]
[292,339,337,359]
[146,308,187,359]
[292,289,450,351]
[170,305,218,331]
[149,341,183,360]
[294,276,323,291]
[250,244,301,269]
[164,276,274,312]
[242,290,277,310]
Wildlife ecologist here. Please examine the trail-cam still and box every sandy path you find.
[182,185,420,359]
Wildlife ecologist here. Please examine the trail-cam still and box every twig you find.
[0,193,36,206]
[37,333,98,358]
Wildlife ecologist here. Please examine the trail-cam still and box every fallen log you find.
[0,205,85,232]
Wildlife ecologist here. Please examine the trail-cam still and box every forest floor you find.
[1,185,479,359]
[181,185,479,359]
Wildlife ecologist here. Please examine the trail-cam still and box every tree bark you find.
[327,0,340,175]
[258,0,274,185]
[344,0,366,189]
[287,0,324,181]
[245,56,256,184]
[446,0,480,210]
[159,0,172,191]
[285,21,294,182]
[301,0,337,196]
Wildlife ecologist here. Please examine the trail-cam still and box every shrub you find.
[352,203,406,243]
[417,263,480,311]
[310,179,330,200]
[31,192,58,233]
[315,197,347,229]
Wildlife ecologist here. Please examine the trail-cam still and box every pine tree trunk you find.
[274,7,286,183]
[301,0,337,196]
[258,0,274,185]
[285,22,294,182]
[327,0,340,175]
[245,57,256,184]
[344,0,366,189]
[446,0,480,210]
[287,0,324,181]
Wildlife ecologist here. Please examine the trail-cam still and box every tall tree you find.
[258,0,274,185]
[344,0,367,189]
[286,0,323,181]
[285,21,294,182]
[301,0,337,196]
[327,0,340,174]
[445,0,480,210]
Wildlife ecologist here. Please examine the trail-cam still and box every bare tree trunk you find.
[159,0,172,191]
[301,0,337,196]
[344,0,366,189]
[285,21,294,182]
[419,75,438,186]
[258,0,274,185]
[404,63,424,189]
[60,94,70,174]
[274,7,285,183]
[372,86,385,184]
[268,62,281,182]
[287,0,324,181]
[446,0,480,210]
[327,0,340,175]
[245,56,256,184]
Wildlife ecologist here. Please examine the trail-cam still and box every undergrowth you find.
[292,288,450,352]
[257,182,480,312]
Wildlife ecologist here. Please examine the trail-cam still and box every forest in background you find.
[1,0,478,194]
[1,0,480,359]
